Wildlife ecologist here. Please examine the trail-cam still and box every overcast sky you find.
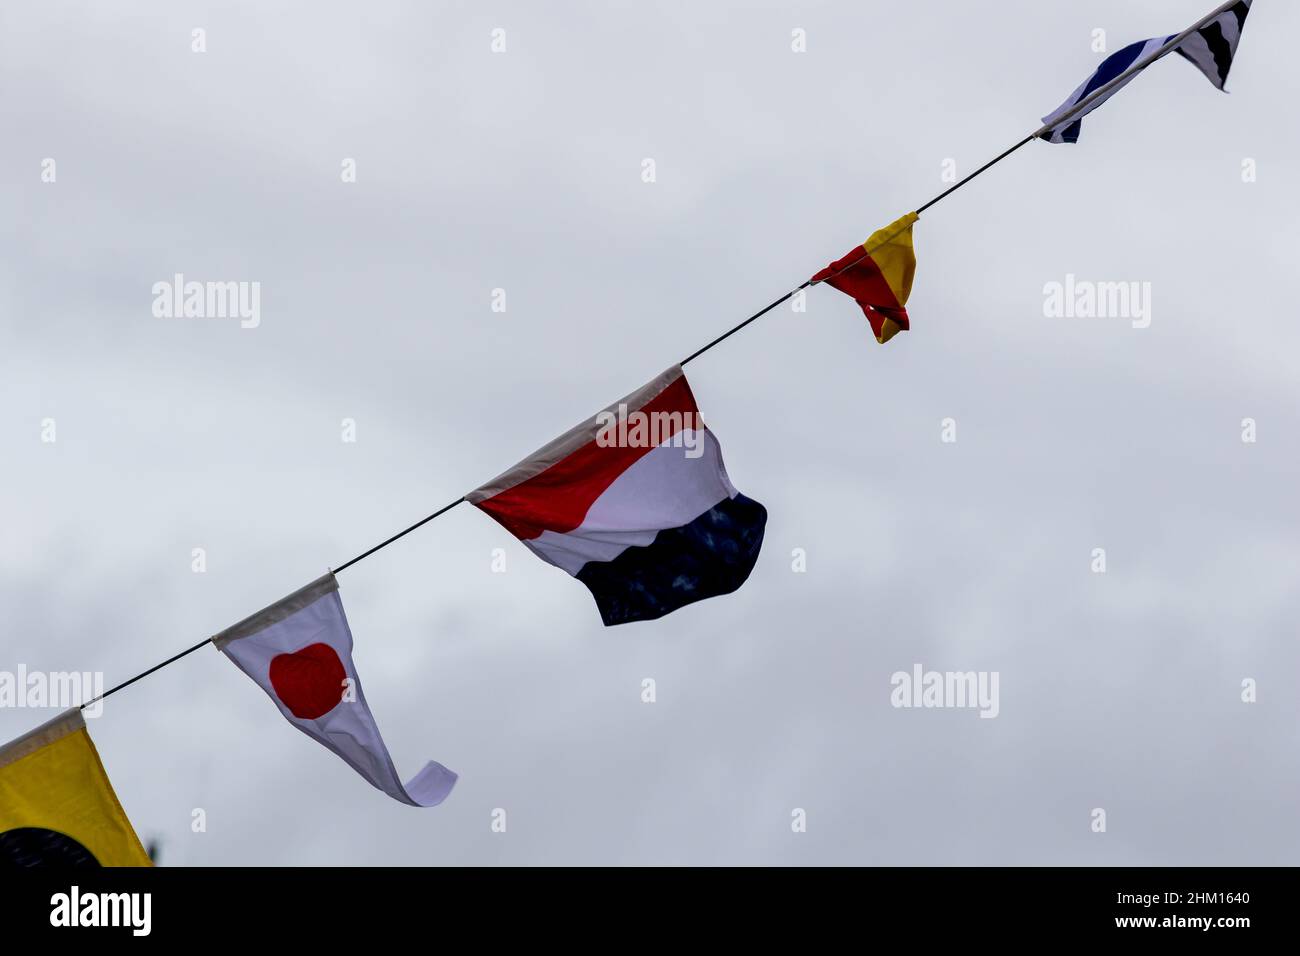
[2,0,1297,865]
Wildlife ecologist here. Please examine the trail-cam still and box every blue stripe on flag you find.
[1076,40,1149,104]
[575,494,767,626]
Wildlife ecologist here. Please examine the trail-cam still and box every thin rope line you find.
[77,164,1013,709]
[916,135,1037,215]
[78,134,1029,711]
[333,496,467,574]
[77,0,1237,708]
[81,637,214,710]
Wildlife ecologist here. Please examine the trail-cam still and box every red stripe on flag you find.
[475,376,702,540]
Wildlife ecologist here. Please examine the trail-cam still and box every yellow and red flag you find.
[811,212,918,344]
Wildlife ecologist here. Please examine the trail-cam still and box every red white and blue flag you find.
[469,366,767,626]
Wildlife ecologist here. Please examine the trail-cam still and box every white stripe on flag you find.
[525,430,735,575]
[1041,37,1169,143]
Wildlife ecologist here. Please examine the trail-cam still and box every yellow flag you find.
[0,709,151,866]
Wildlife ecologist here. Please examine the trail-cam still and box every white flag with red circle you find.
[213,572,456,807]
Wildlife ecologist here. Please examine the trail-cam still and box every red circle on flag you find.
[268,643,347,720]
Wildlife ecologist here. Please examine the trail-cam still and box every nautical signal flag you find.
[812,212,919,344]
[469,366,767,626]
[1041,0,1252,144]
[214,573,457,806]
[0,708,151,866]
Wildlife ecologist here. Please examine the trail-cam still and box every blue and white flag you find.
[1041,0,1252,144]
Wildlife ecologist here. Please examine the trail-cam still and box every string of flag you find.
[1,0,1254,864]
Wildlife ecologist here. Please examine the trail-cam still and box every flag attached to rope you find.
[469,366,767,626]
[811,212,918,344]
[214,573,456,806]
[0,709,151,866]
[1041,0,1252,144]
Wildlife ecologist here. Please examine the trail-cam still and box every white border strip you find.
[0,707,85,771]
[212,572,338,649]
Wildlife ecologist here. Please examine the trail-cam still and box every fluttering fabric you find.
[812,212,919,344]
[214,573,456,806]
[469,366,767,625]
[1041,1,1252,144]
